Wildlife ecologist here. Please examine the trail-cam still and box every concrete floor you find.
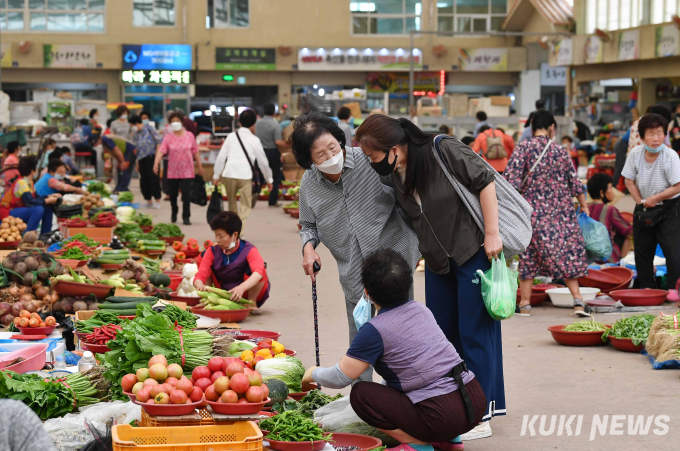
[134,182,678,450]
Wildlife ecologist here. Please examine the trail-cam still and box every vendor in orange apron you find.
[193,211,270,308]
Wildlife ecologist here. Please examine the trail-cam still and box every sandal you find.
[573,298,591,317]
[515,304,531,317]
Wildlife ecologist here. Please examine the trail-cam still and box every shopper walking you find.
[355,115,504,441]
[129,114,163,209]
[292,112,419,382]
[504,109,590,317]
[622,113,680,290]
[337,106,354,146]
[153,111,203,225]
[110,104,132,138]
[472,125,514,173]
[256,103,287,207]
[213,109,271,233]
[302,249,486,451]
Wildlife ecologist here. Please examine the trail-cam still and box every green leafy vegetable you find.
[601,314,657,345]
[151,223,184,237]
[136,302,197,329]
[134,213,153,226]
[60,247,89,260]
[75,311,128,333]
[118,191,134,203]
[255,356,305,393]
[85,181,111,198]
[114,223,144,242]
[272,390,343,418]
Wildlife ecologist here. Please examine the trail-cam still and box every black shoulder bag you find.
[235,131,263,206]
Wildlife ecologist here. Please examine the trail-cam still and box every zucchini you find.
[106,296,158,303]
[98,301,154,309]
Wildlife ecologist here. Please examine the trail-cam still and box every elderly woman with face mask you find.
[623,113,680,291]
[291,112,419,382]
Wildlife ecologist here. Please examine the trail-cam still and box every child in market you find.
[194,211,270,310]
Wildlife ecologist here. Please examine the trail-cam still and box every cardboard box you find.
[59,225,112,244]
[468,97,510,117]
[445,94,469,117]
[490,96,512,106]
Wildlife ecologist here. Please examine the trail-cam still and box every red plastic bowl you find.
[548,325,608,346]
[289,383,318,401]
[516,290,547,306]
[82,342,111,354]
[158,236,184,245]
[532,283,564,293]
[93,220,115,228]
[140,226,153,233]
[170,292,201,306]
[134,399,203,416]
[578,269,622,291]
[183,249,200,258]
[101,263,123,270]
[57,259,80,269]
[190,307,251,322]
[17,326,56,335]
[282,349,297,357]
[53,280,113,298]
[163,273,183,290]
[599,267,634,292]
[205,398,270,415]
[609,336,644,353]
[267,439,328,451]
[77,259,89,267]
[123,391,136,402]
[0,240,20,250]
[329,433,382,451]
[173,258,196,264]
[608,289,669,306]
[143,249,166,256]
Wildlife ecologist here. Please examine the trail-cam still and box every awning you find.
[502,0,573,31]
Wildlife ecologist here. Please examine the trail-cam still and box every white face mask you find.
[119,114,128,120]
[170,122,183,131]
[228,238,237,250]
[315,151,344,175]
[142,119,149,125]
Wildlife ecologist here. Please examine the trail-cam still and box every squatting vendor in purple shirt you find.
[302,249,487,451]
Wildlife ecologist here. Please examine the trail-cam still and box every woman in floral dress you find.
[504,110,590,317]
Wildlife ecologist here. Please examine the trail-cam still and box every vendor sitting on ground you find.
[194,211,270,309]
[587,173,633,263]
[0,156,60,233]
[302,248,486,451]
[35,159,83,197]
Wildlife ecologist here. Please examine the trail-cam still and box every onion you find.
[20,293,34,303]
[72,300,88,312]
[1,313,14,326]
[33,280,43,288]
[24,300,35,312]
[8,286,21,298]
[30,300,42,313]
[20,286,32,296]
[0,302,10,317]
[51,293,59,304]
[34,287,48,300]
[11,302,24,317]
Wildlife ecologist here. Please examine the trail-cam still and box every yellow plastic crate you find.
[112,423,263,451]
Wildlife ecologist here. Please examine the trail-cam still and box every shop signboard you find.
[121,70,191,84]
[215,48,276,70]
[457,48,507,71]
[655,25,680,57]
[43,44,96,68]
[551,38,572,66]
[297,48,422,71]
[584,36,603,64]
[366,72,441,93]
[618,30,639,61]
[0,44,11,68]
[540,63,567,87]
[122,44,192,70]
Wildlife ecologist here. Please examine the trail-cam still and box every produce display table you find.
[58,225,113,244]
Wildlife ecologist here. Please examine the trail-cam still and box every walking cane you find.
[312,262,321,368]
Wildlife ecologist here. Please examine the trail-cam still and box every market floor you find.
[136,182,678,450]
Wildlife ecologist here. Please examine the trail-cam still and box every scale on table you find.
[209,93,236,138]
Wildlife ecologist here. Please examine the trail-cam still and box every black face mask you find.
[370,150,397,176]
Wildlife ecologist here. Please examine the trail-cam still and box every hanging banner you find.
[297,48,422,71]
[43,44,96,68]
[656,25,680,57]
[618,30,639,61]
[552,38,573,66]
[366,72,441,93]
[0,43,11,68]
[458,48,507,71]
[215,48,276,70]
[584,36,603,64]
[540,63,567,86]
[121,70,192,84]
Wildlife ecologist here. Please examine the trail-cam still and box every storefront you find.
[120,44,193,125]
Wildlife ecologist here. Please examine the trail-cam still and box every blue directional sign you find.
[122,44,192,70]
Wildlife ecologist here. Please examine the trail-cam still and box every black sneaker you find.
[183,219,191,225]
[171,212,177,223]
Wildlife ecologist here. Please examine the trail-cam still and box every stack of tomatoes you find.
[191,356,269,405]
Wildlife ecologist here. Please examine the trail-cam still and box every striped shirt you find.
[299,146,420,302]
[622,144,680,200]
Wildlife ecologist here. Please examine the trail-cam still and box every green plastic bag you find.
[475,252,518,320]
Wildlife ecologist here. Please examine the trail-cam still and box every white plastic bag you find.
[177,263,199,297]
[44,401,141,451]
[314,397,399,446]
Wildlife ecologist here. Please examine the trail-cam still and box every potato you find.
[10,226,17,233]
[14,218,23,224]
[9,219,15,226]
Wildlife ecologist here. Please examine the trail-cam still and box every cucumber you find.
[98,301,154,309]
[101,250,131,255]
[97,308,138,316]
[106,296,158,303]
